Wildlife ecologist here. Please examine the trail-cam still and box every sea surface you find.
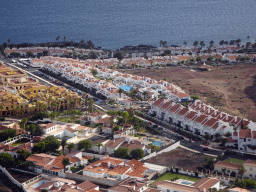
[0,0,256,49]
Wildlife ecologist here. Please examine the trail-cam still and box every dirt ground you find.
[145,147,206,171]
[130,64,256,121]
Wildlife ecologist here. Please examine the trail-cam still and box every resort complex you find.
[0,41,256,192]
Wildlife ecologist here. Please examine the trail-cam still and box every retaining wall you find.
[0,166,27,192]
[141,141,180,161]
[65,172,119,186]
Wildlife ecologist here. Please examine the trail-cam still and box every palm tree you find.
[21,118,28,129]
[0,104,3,117]
[61,136,68,154]
[56,36,60,42]
[50,112,56,121]
[97,142,102,152]
[183,42,187,48]
[209,40,214,47]
[203,133,211,144]
[62,158,70,173]
[239,165,246,180]
[10,104,14,116]
[7,39,11,44]
[64,36,66,42]
[67,143,75,153]
[200,41,205,49]
[118,88,123,98]
[221,168,226,176]
[163,41,167,47]
[193,41,199,48]
[143,91,148,100]
[159,40,163,47]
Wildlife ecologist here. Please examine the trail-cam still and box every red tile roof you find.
[214,161,241,170]
[239,129,251,138]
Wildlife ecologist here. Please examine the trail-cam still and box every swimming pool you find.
[119,85,132,92]
[181,180,194,185]
[145,139,166,146]
[31,180,48,188]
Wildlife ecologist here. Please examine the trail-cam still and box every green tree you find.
[191,95,199,101]
[0,129,17,142]
[203,133,211,144]
[89,51,97,59]
[91,69,98,76]
[87,40,94,48]
[56,36,60,41]
[67,143,75,153]
[32,136,60,153]
[20,118,28,129]
[114,147,129,158]
[222,168,226,175]
[32,142,46,153]
[183,41,187,48]
[196,57,202,62]
[142,91,148,100]
[42,189,48,192]
[62,158,70,173]
[17,149,31,161]
[209,40,214,47]
[159,40,163,47]
[7,39,11,44]
[43,50,48,56]
[239,165,246,181]
[193,41,199,48]
[78,139,92,151]
[61,136,68,154]
[204,157,214,170]
[114,51,124,61]
[239,179,256,189]
[207,56,214,62]
[130,148,144,159]
[0,153,14,168]
[163,77,167,81]
[200,41,205,49]
[26,52,34,58]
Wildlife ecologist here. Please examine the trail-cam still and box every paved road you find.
[135,115,223,157]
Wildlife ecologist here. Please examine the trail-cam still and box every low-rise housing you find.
[83,157,148,181]
[154,177,220,192]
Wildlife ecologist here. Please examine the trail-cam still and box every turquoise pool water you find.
[31,180,48,188]
[181,180,194,185]
[145,139,166,146]
[119,85,132,92]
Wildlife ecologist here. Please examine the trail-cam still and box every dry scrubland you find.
[131,64,256,121]
[145,147,206,171]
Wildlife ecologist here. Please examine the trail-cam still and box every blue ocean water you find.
[0,0,256,49]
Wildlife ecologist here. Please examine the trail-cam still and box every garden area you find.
[11,138,30,146]
[153,172,200,184]
[224,158,245,165]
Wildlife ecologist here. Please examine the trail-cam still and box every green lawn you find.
[12,141,28,146]
[56,117,80,123]
[153,172,200,184]
[224,158,245,164]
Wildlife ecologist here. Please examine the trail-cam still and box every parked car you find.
[203,147,209,151]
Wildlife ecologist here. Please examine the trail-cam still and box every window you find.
[250,174,252,177]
